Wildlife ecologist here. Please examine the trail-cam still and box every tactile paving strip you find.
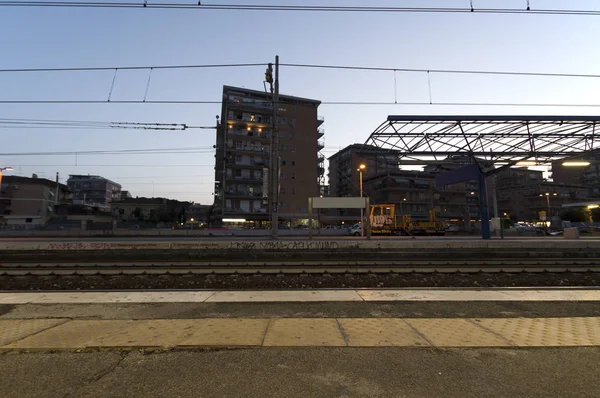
[476,317,600,346]
[6,320,132,349]
[179,319,270,347]
[338,318,432,347]
[263,318,346,346]
[404,318,514,347]
[86,319,200,348]
[0,319,68,346]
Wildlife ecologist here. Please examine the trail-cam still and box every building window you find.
[281,160,287,166]
[292,161,295,166]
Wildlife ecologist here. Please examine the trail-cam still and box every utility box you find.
[563,227,580,239]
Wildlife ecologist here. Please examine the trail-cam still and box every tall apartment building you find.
[214,86,323,224]
[67,175,121,211]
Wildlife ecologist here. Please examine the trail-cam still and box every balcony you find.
[225,175,264,184]
[318,155,325,164]
[317,116,325,127]
[224,207,268,215]
[228,98,273,112]
[317,140,325,150]
[318,166,325,176]
[227,128,271,141]
[224,191,264,199]
[317,128,325,139]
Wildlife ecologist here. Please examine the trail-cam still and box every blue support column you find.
[478,173,491,239]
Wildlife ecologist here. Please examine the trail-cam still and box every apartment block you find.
[214,86,323,223]
[328,144,399,198]
[67,175,121,211]
[0,175,71,226]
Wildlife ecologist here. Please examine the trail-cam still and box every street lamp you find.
[0,167,13,190]
[401,198,407,214]
[358,163,366,236]
[539,192,557,219]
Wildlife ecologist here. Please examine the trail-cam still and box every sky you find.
[1,0,600,204]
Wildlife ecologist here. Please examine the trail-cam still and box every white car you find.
[348,223,363,236]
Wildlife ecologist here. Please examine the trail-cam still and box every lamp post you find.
[358,163,366,237]
[0,167,13,189]
[539,192,557,219]
[401,198,406,214]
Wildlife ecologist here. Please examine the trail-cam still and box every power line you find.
[5,164,213,167]
[0,117,216,130]
[1,1,599,16]
[0,62,267,73]
[281,63,600,80]
[0,146,214,156]
[1,99,599,108]
[0,61,598,80]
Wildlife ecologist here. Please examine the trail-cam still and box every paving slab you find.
[263,318,346,346]
[0,319,68,346]
[178,319,269,347]
[403,318,515,347]
[28,291,215,304]
[477,317,600,346]
[337,318,431,347]
[5,320,132,350]
[85,319,199,348]
[206,290,363,302]
[357,289,600,301]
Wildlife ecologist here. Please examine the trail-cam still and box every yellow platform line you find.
[1,317,599,351]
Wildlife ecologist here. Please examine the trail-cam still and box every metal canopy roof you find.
[364,115,600,165]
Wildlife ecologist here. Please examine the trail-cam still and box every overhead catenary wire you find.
[1,99,599,108]
[2,61,600,80]
[1,1,600,16]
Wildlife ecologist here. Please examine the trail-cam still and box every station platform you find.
[1,289,600,351]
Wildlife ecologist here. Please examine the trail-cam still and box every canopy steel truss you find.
[362,115,600,240]
[363,115,600,169]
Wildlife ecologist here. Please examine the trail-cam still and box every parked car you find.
[348,223,363,236]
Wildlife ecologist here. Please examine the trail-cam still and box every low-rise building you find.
[0,175,70,226]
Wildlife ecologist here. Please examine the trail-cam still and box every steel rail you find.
[2,260,599,276]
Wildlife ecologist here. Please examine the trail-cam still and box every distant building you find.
[119,191,133,201]
[111,197,191,224]
[552,154,600,197]
[495,168,593,221]
[214,85,324,224]
[67,175,121,211]
[0,175,70,226]
[327,146,479,224]
[327,144,399,199]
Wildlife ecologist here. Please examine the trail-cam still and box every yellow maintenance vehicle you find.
[369,204,446,236]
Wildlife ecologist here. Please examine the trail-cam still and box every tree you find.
[560,208,588,222]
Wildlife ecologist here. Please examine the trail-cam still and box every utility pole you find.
[266,56,280,239]
[55,172,60,206]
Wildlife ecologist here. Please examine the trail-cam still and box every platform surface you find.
[2,288,600,304]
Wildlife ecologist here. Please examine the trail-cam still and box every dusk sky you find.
[1,0,600,204]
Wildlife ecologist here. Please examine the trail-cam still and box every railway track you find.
[2,259,600,276]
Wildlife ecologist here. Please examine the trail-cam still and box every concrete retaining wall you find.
[2,239,600,252]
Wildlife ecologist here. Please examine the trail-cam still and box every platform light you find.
[515,161,537,167]
[588,205,599,209]
[562,161,591,167]
[223,218,246,223]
